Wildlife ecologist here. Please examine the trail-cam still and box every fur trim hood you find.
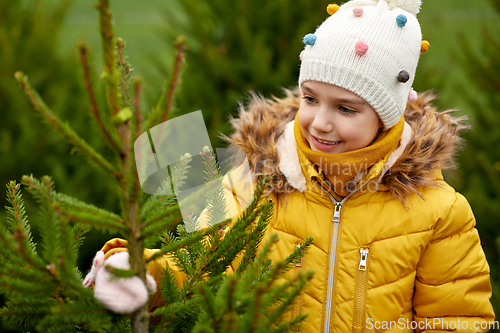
[222,88,468,200]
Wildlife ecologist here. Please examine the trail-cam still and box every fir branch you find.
[95,4,149,326]
[0,229,18,263]
[79,41,122,153]
[170,152,192,194]
[0,300,51,328]
[5,181,36,255]
[21,175,125,233]
[253,259,273,286]
[252,260,285,292]
[139,193,176,221]
[147,35,187,128]
[191,275,239,332]
[182,216,206,269]
[166,225,197,278]
[21,175,65,264]
[203,204,266,275]
[11,225,46,272]
[277,237,313,276]
[96,0,120,116]
[140,214,182,240]
[160,265,182,304]
[265,270,313,326]
[201,176,272,277]
[192,323,217,333]
[235,201,271,275]
[72,222,92,251]
[0,225,44,272]
[200,147,220,183]
[271,313,308,333]
[203,227,249,276]
[162,35,187,124]
[152,298,199,330]
[130,161,141,210]
[99,24,149,331]
[133,77,143,139]
[220,277,238,333]
[141,203,181,231]
[138,152,195,236]
[14,72,118,176]
[19,176,92,302]
[139,147,191,224]
[53,200,125,232]
[131,77,144,206]
[54,191,122,221]
[105,265,138,279]
[0,272,53,295]
[35,298,117,333]
[200,148,227,228]
[147,226,216,263]
[196,284,217,324]
[60,219,79,271]
[146,175,310,332]
[116,37,135,111]
[0,280,25,294]
[241,233,279,289]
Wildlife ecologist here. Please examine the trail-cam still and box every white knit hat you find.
[299,0,429,129]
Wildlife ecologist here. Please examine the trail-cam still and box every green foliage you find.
[453,1,500,316]
[10,0,498,330]
[0,172,312,333]
[493,0,500,12]
[153,177,313,333]
[0,0,118,217]
[199,148,227,228]
[0,0,313,332]
[161,0,332,144]
[0,179,122,332]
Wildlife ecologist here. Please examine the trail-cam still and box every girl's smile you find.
[310,134,342,151]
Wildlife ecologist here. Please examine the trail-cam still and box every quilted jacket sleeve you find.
[413,191,495,332]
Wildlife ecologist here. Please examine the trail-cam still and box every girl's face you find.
[298,81,382,154]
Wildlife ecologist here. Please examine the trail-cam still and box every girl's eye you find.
[339,106,356,115]
[302,96,317,104]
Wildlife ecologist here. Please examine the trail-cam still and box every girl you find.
[85,0,495,331]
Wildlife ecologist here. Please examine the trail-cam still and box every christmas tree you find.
[0,1,312,332]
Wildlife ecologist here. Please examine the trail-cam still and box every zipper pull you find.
[358,249,369,271]
[333,202,342,223]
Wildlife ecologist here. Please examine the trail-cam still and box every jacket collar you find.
[223,88,468,203]
[277,120,414,194]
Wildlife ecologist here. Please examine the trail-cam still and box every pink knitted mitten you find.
[83,251,157,314]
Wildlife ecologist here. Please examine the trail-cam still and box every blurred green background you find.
[1,0,499,331]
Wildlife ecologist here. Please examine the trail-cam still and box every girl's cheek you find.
[337,124,357,140]
[298,110,310,128]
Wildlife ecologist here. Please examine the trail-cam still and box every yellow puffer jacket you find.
[219,90,494,332]
[101,90,495,332]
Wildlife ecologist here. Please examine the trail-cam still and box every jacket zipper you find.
[320,179,370,333]
[353,248,369,333]
[323,200,342,333]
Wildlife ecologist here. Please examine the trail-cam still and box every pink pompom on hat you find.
[299,0,425,129]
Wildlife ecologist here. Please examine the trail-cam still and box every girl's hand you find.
[83,251,157,314]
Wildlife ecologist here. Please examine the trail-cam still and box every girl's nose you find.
[312,108,334,133]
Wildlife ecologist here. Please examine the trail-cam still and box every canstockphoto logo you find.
[134,111,254,232]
